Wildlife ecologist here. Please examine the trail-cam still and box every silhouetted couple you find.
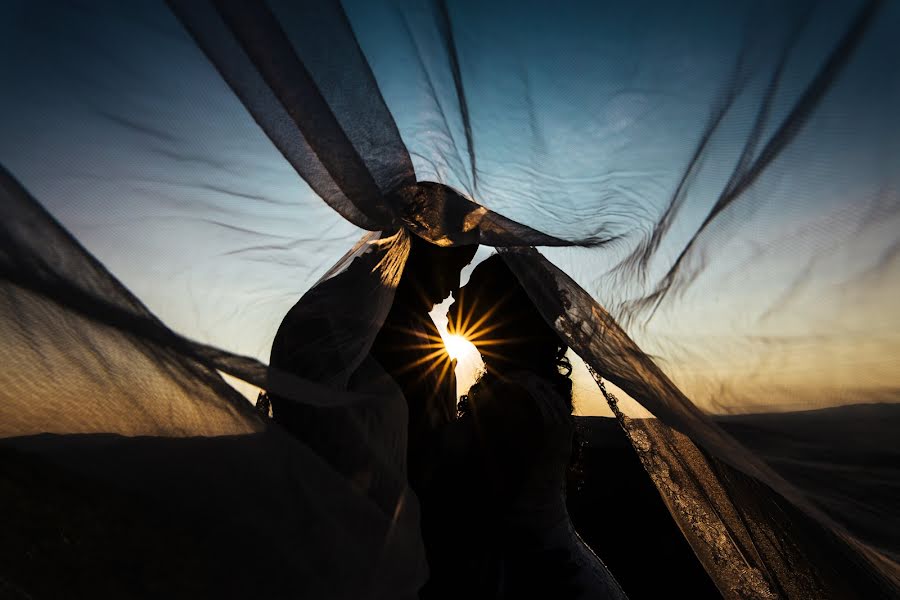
[371,236,627,599]
[275,235,628,599]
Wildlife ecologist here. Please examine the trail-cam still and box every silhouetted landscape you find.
[2,404,898,598]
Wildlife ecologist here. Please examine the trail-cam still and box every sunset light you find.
[442,333,476,362]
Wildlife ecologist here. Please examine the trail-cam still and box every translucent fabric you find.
[0,166,427,596]
[1,0,898,598]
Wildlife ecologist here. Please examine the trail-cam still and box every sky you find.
[1,0,898,416]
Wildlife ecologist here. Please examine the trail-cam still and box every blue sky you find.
[1,0,897,415]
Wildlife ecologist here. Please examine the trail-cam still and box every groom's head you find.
[399,234,477,310]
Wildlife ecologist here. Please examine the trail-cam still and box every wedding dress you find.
[445,371,629,599]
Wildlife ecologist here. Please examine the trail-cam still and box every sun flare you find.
[442,333,476,362]
[430,296,486,397]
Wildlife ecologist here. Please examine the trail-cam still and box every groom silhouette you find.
[268,232,476,596]
[371,235,477,598]
[371,235,477,492]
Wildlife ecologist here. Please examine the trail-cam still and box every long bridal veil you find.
[1,1,898,598]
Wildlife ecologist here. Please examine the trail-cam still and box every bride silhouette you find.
[442,254,629,599]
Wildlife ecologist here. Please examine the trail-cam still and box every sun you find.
[442,333,475,361]
[430,296,485,396]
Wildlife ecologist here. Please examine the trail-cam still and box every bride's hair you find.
[454,254,573,414]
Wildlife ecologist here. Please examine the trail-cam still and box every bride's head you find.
[446,254,572,402]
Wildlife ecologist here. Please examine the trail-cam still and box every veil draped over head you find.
[1,1,898,598]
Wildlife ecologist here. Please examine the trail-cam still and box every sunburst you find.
[385,290,520,393]
[448,290,523,365]
[442,333,474,361]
